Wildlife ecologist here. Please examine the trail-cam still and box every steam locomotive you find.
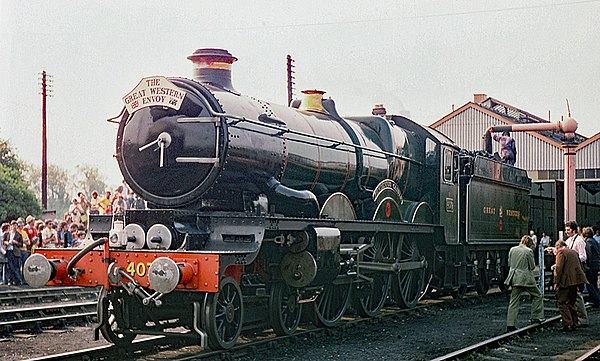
[24,49,530,350]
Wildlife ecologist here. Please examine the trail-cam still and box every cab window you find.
[443,148,453,183]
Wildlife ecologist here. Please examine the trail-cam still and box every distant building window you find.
[585,169,597,179]
[549,170,562,180]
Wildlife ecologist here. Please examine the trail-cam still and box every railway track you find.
[432,305,600,361]
[17,288,600,361]
[19,290,488,361]
[181,292,600,361]
[23,336,168,361]
[576,343,600,361]
[0,286,100,308]
[0,287,99,335]
[160,290,521,360]
[0,302,97,334]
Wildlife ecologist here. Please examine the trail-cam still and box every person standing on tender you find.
[505,235,544,332]
[493,130,517,165]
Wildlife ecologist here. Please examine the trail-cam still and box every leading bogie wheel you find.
[98,292,136,348]
[202,277,244,350]
[391,236,426,308]
[269,282,302,336]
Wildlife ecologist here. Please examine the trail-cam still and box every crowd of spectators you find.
[0,181,145,286]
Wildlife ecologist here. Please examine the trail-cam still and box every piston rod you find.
[358,260,427,273]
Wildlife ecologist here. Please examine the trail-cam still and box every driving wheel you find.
[311,280,352,327]
[391,236,426,308]
[352,232,393,317]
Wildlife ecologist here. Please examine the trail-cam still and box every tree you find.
[75,164,108,198]
[0,139,41,221]
[0,165,42,221]
[0,139,21,172]
[22,162,72,217]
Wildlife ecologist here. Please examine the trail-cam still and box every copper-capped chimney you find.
[300,89,327,113]
[187,48,237,92]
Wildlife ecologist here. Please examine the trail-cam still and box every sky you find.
[1,0,599,188]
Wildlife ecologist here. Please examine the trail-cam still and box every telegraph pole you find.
[39,70,53,210]
[286,55,295,106]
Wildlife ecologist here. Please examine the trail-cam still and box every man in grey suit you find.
[505,235,544,332]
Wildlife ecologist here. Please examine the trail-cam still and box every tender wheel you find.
[498,265,510,291]
[202,277,244,350]
[476,267,489,295]
[98,291,136,348]
[451,284,467,299]
[496,252,510,292]
[312,280,352,327]
[352,233,393,317]
[269,282,301,336]
[475,253,490,295]
[391,236,426,308]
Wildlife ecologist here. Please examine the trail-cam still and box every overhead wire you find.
[216,0,600,31]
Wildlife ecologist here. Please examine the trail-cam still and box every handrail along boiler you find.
[23,48,530,349]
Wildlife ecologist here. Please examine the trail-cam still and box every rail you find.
[575,343,600,361]
[430,315,561,361]
[0,301,97,332]
[0,286,99,307]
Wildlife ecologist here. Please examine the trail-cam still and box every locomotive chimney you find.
[300,89,327,113]
[187,48,237,92]
[372,104,387,116]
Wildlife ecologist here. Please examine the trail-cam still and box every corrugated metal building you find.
[430,94,600,236]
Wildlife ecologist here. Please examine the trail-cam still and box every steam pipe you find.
[266,177,320,217]
[67,237,107,279]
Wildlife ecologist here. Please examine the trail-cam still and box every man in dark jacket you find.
[554,240,587,331]
[583,227,600,307]
[2,220,24,285]
[505,235,544,332]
